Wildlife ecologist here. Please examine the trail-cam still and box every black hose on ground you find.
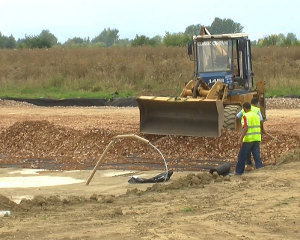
[209,163,231,176]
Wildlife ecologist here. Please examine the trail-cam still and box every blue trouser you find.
[246,152,252,165]
[235,141,262,174]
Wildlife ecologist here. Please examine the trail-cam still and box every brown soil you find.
[0,99,299,239]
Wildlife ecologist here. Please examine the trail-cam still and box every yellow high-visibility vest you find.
[251,106,260,114]
[243,111,261,142]
[240,105,260,124]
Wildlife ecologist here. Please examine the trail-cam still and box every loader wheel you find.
[223,105,241,130]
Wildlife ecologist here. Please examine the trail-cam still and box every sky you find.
[0,0,299,43]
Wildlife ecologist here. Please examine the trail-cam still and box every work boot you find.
[244,165,253,171]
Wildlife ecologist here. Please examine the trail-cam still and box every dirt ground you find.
[0,99,300,240]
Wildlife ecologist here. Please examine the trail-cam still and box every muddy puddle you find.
[0,169,85,188]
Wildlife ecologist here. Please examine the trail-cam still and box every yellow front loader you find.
[137,29,266,137]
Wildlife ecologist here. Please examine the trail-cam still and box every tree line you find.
[0,17,299,49]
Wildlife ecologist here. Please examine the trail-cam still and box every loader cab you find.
[188,34,253,91]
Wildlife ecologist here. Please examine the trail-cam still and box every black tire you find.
[223,105,241,130]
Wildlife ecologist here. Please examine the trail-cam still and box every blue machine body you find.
[198,71,233,87]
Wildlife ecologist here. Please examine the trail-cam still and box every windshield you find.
[196,40,232,73]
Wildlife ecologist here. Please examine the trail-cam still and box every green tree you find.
[0,33,16,49]
[63,37,90,47]
[92,28,119,47]
[208,17,243,34]
[6,35,16,49]
[184,24,202,36]
[39,30,57,48]
[277,33,286,46]
[163,32,190,47]
[149,35,162,46]
[131,35,161,47]
[17,30,57,48]
[67,37,85,44]
[282,33,297,46]
[90,42,106,48]
[18,35,40,48]
[114,38,131,47]
[0,33,6,48]
[262,34,280,46]
[131,34,151,46]
[257,33,299,47]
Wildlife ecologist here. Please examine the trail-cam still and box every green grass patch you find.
[265,85,300,97]
[1,84,298,99]
[182,206,193,212]
[0,47,299,98]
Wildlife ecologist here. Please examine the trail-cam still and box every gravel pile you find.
[0,120,299,171]
[0,99,35,107]
[0,97,299,171]
[266,97,300,109]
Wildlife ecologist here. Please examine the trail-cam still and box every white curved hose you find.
[86,134,169,185]
[148,142,169,183]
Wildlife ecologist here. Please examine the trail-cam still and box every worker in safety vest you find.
[236,98,265,132]
[235,102,262,175]
[236,98,265,169]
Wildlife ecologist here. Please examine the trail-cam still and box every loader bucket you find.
[137,96,224,137]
